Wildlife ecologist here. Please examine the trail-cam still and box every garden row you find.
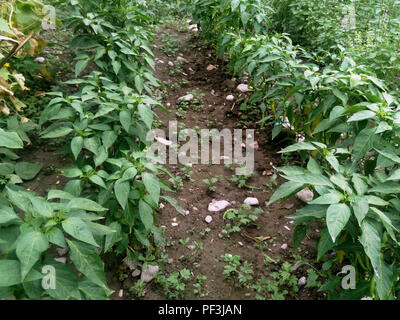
[0,0,173,299]
[191,0,400,299]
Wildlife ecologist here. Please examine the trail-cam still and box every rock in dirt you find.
[208,199,230,212]
[178,94,194,102]
[281,243,288,250]
[237,84,252,93]
[298,277,307,286]
[189,24,198,32]
[132,270,141,277]
[55,257,66,264]
[244,197,259,206]
[168,61,174,67]
[296,188,314,203]
[177,56,187,62]
[118,289,123,298]
[226,95,234,101]
[123,256,136,271]
[35,57,46,64]
[205,215,213,224]
[56,248,68,256]
[206,64,217,71]
[141,265,159,283]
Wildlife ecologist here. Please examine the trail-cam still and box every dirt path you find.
[120,22,324,300]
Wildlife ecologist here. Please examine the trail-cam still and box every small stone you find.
[178,94,194,102]
[238,242,244,247]
[296,188,314,203]
[54,257,66,264]
[141,265,159,283]
[189,24,198,32]
[168,258,174,264]
[244,197,259,206]
[132,270,141,277]
[226,95,234,101]
[159,203,165,209]
[193,207,198,211]
[177,56,187,62]
[168,61,174,67]
[118,289,123,298]
[284,226,291,231]
[281,243,288,250]
[35,57,46,64]
[166,102,171,107]
[244,293,251,297]
[188,245,196,250]
[158,60,164,64]
[123,257,136,271]
[56,248,68,256]
[284,203,294,210]
[205,215,213,224]
[184,210,190,216]
[172,223,179,227]
[206,64,216,71]
[218,233,223,239]
[361,297,373,300]
[298,277,307,286]
[208,200,230,212]
[237,84,252,93]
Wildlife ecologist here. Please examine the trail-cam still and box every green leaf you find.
[89,175,106,189]
[138,104,153,130]
[71,136,84,160]
[135,75,144,93]
[360,218,382,277]
[46,227,67,248]
[0,163,15,175]
[142,172,160,204]
[67,198,107,212]
[0,260,21,287]
[375,149,400,164]
[283,174,334,187]
[114,179,130,209]
[139,200,154,231]
[119,110,131,133]
[370,181,400,194]
[14,162,43,180]
[0,129,23,149]
[104,222,121,253]
[160,195,186,215]
[44,259,79,300]
[352,128,376,161]
[102,131,117,149]
[16,231,49,280]
[62,217,99,247]
[41,126,73,139]
[278,142,317,154]
[310,191,343,205]
[317,227,335,261]
[353,199,369,226]
[79,277,109,300]
[0,18,15,35]
[347,110,376,122]
[0,206,21,225]
[121,167,137,182]
[326,203,351,242]
[268,181,304,205]
[352,174,368,195]
[75,59,89,77]
[27,193,53,218]
[67,240,111,294]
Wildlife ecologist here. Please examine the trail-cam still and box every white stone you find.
[55,257,66,264]
[168,61,174,67]
[141,265,159,283]
[56,248,68,256]
[284,226,290,231]
[298,277,307,286]
[244,197,259,206]
[296,188,314,203]
[226,95,234,101]
[189,24,198,32]
[118,289,123,297]
[35,57,46,64]
[132,270,141,277]
[178,94,194,102]
[281,243,288,250]
[208,199,230,212]
[177,56,187,62]
[205,215,213,223]
[172,223,179,227]
[237,84,252,93]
